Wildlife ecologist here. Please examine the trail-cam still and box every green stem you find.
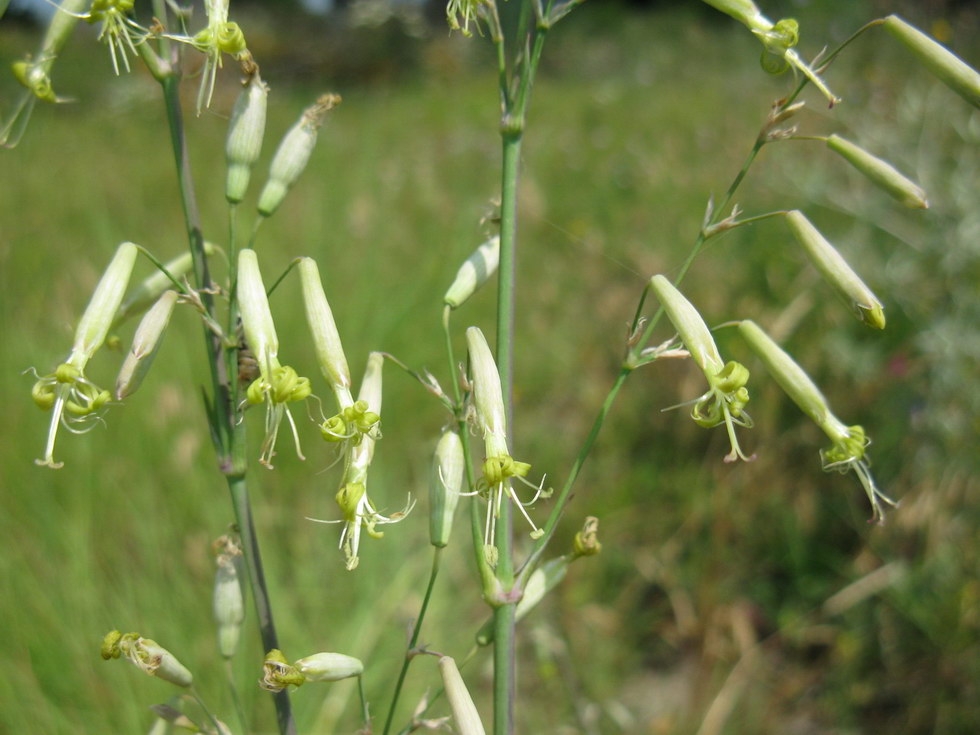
[381,547,443,735]
[159,71,295,735]
[191,687,223,735]
[518,368,630,582]
[224,659,249,735]
[358,676,371,733]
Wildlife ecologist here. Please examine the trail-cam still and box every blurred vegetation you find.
[0,1,977,734]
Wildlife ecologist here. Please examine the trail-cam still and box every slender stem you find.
[493,125,522,735]
[358,676,371,733]
[191,687,223,735]
[381,547,443,735]
[518,368,630,582]
[225,659,249,735]
[228,474,296,735]
[158,58,295,735]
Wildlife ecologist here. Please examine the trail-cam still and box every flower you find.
[308,353,413,570]
[738,319,898,523]
[32,243,137,468]
[237,249,312,468]
[466,327,549,562]
[649,275,754,462]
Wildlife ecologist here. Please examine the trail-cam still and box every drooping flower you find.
[466,327,549,563]
[738,319,898,523]
[32,242,138,468]
[308,353,413,570]
[237,249,311,468]
[101,630,193,688]
[649,275,754,462]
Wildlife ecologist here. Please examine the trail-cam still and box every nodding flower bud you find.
[650,275,753,462]
[257,94,341,217]
[784,211,886,330]
[444,236,500,309]
[438,656,487,735]
[429,429,464,548]
[237,249,279,369]
[825,135,928,209]
[226,72,268,204]
[101,631,193,688]
[298,257,353,408]
[75,242,139,361]
[572,516,602,557]
[884,15,980,109]
[738,319,898,523]
[113,244,216,328]
[212,549,245,659]
[294,652,364,682]
[115,290,178,400]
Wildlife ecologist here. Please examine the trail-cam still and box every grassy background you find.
[1,1,978,733]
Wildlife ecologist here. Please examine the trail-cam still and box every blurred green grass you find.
[1,2,978,733]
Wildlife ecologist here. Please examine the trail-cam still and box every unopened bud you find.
[257,94,340,217]
[573,516,602,557]
[294,652,364,682]
[429,429,464,547]
[884,15,980,109]
[213,553,244,659]
[438,656,487,735]
[298,257,353,407]
[115,290,178,399]
[826,135,928,209]
[103,631,193,688]
[444,236,500,309]
[226,72,268,203]
[237,249,279,369]
[785,210,885,329]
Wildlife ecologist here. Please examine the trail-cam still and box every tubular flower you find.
[738,319,898,523]
[101,631,193,688]
[85,0,148,75]
[237,249,311,468]
[309,353,413,571]
[32,243,138,468]
[650,275,754,462]
[466,328,549,563]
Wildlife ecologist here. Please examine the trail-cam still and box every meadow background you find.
[0,0,977,733]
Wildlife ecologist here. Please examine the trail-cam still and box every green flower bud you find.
[438,656,487,735]
[226,72,268,204]
[785,210,886,329]
[884,15,980,109]
[429,429,464,548]
[738,319,898,523]
[826,135,928,209]
[213,553,244,659]
[74,242,138,361]
[294,652,363,682]
[115,290,178,400]
[105,632,193,688]
[572,516,602,557]
[257,94,340,217]
[444,235,500,309]
[299,257,353,408]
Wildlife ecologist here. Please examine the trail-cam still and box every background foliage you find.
[0,1,977,733]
